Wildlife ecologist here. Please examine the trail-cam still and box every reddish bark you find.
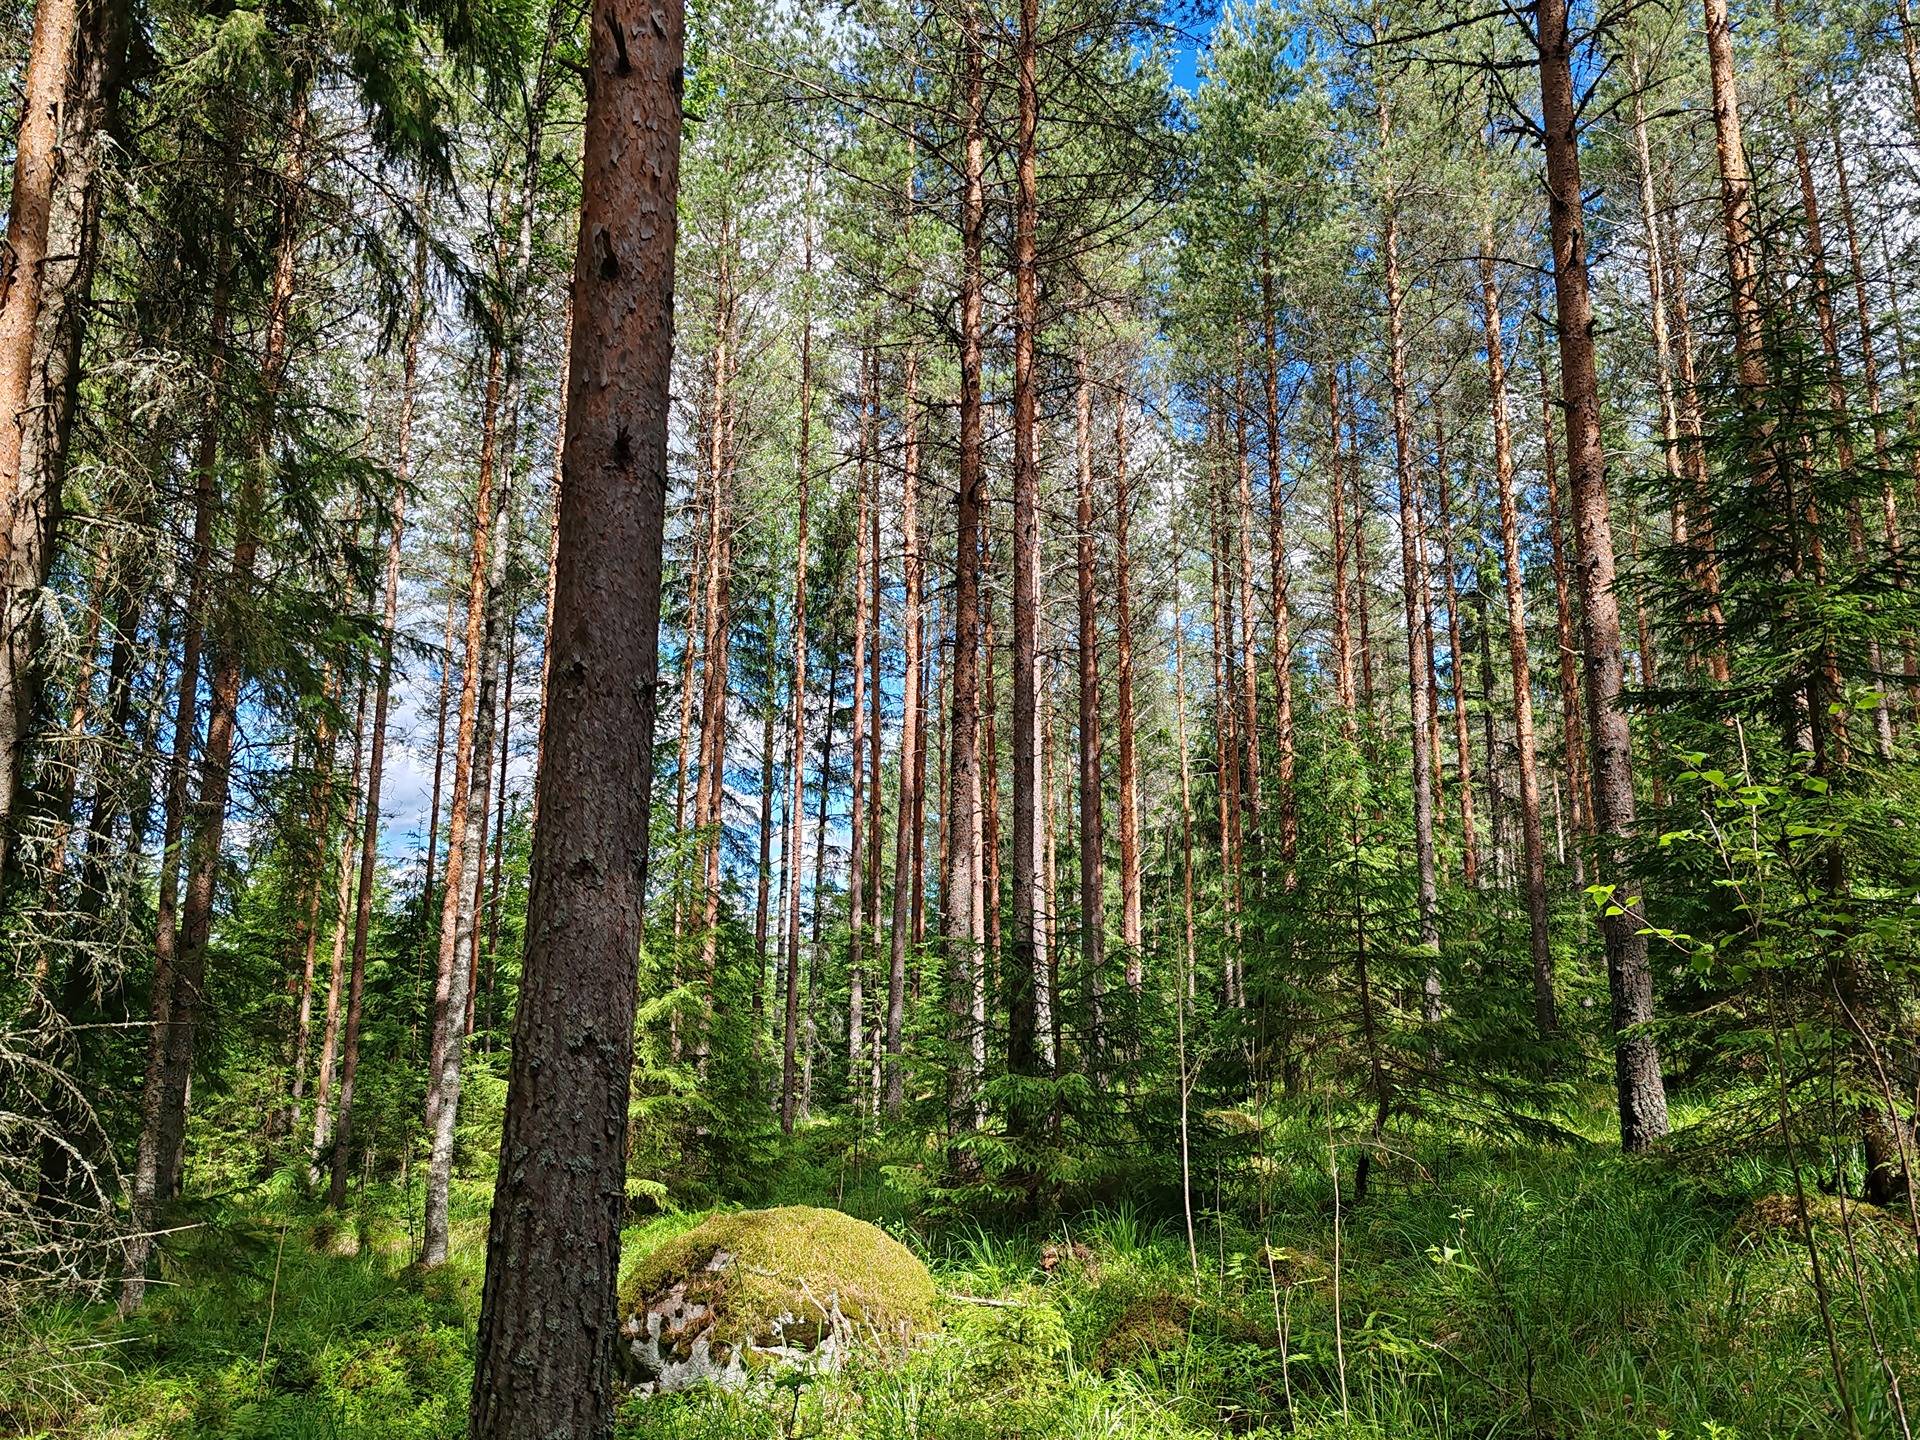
[1536,0,1670,1148]
[466,1,681,1427]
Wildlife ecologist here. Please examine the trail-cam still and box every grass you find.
[5,1118,1917,1439]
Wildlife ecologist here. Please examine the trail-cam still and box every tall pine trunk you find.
[123,90,311,1311]
[884,347,922,1113]
[1535,0,1670,1149]
[1481,252,1555,1034]
[1074,351,1105,1062]
[466,0,681,1427]
[944,13,987,1131]
[1007,0,1046,1083]
[1381,110,1441,1011]
[328,218,426,1209]
[1114,376,1143,971]
[780,214,816,1134]
[0,0,128,875]
[1433,421,1479,886]
[846,349,874,1100]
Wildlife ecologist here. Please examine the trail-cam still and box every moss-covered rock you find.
[618,1206,936,1394]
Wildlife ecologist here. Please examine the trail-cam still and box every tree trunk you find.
[1659,197,1731,684]
[1074,351,1105,1063]
[1481,252,1555,1033]
[424,583,456,919]
[884,347,922,1113]
[1539,350,1591,875]
[422,315,509,1265]
[981,508,1002,1051]
[1826,88,1919,711]
[1535,0,1670,1149]
[846,349,873,1100]
[1173,547,1197,1000]
[424,392,515,1264]
[912,581,931,955]
[944,13,987,1130]
[0,0,128,877]
[1702,0,1766,397]
[1007,0,1045,1084]
[1260,249,1296,870]
[1328,363,1356,726]
[780,215,816,1134]
[801,644,837,1121]
[466,0,680,1427]
[690,228,734,1059]
[753,652,776,1019]
[328,218,425,1209]
[1433,420,1479,886]
[311,676,370,1177]
[122,92,309,1311]
[1628,81,1702,682]
[1233,367,1262,844]
[1114,375,1143,970]
[1206,418,1239,1007]
[1381,120,1441,1002]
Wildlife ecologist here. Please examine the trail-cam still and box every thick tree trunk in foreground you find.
[0,0,128,879]
[466,2,681,1431]
[1535,0,1670,1150]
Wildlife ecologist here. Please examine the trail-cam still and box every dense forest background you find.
[3,0,1920,1432]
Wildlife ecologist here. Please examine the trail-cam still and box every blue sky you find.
[1160,0,1217,93]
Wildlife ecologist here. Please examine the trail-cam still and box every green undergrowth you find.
[6,1125,1917,1439]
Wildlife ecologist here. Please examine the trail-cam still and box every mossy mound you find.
[1730,1193,1917,1254]
[619,1206,936,1394]
[1094,1292,1195,1371]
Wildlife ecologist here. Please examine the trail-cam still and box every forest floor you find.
[6,1099,1918,1440]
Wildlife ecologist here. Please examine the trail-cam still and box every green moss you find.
[1094,1292,1195,1371]
[621,1206,937,1349]
[1730,1191,1917,1253]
